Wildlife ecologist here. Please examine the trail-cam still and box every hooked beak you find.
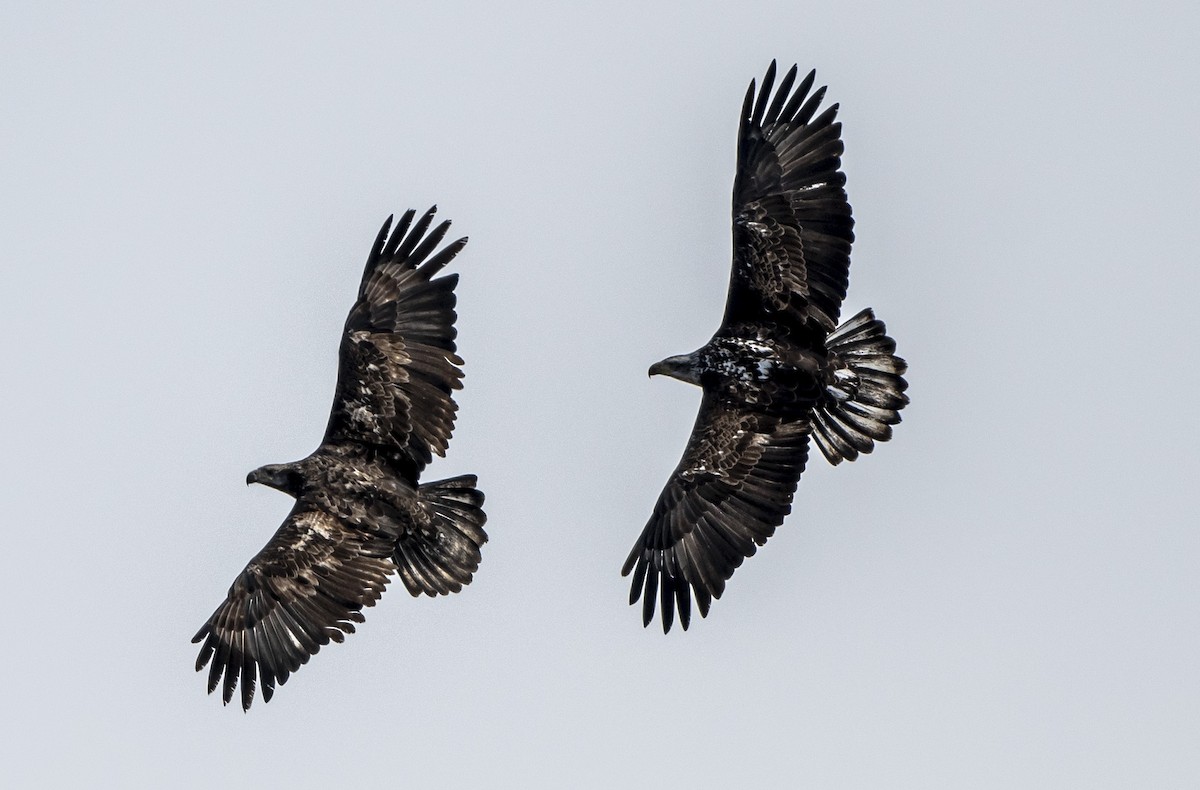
[647,353,698,385]
[246,470,259,486]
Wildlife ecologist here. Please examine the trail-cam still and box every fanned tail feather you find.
[814,308,908,465]
[394,475,488,597]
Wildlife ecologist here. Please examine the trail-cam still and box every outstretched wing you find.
[192,507,395,711]
[323,207,468,480]
[724,61,855,342]
[621,395,812,633]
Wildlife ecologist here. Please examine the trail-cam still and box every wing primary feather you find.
[793,88,829,127]
[749,60,777,128]
[659,572,675,634]
[642,565,659,627]
[193,630,213,670]
[208,636,228,695]
[222,631,240,704]
[392,206,437,261]
[362,215,393,286]
[763,63,797,125]
[261,668,276,703]
[626,555,647,605]
[739,79,757,138]
[407,219,452,268]
[384,208,417,257]
[675,577,692,631]
[414,237,468,280]
[240,650,257,712]
[780,69,817,121]
[620,543,641,578]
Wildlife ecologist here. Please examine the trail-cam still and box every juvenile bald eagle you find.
[623,62,909,633]
[193,207,487,709]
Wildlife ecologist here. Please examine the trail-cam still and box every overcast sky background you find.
[3,1,1197,787]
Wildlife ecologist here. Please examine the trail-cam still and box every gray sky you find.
[3,1,1198,787]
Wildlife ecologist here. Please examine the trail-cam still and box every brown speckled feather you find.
[325,207,467,480]
[727,61,855,342]
[192,507,395,711]
[622,396,811,633]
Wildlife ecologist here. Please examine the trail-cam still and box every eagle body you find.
[248,451,423,538]
[656,332,827,412]
[624,62,910,633]
[194,207,487,710]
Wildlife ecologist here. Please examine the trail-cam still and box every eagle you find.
[622,62,909,633]
[193,207,487,710]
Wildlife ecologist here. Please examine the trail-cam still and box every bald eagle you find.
[193,207,487,709]
[623,62,909,633]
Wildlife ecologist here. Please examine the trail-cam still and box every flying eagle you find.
[622,62,909,633]
[193,207,487,709]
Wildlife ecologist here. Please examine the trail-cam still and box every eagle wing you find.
[322,207,468,480]
[193,505,395,711]
[621,395,812,633]
[724,61,855,341]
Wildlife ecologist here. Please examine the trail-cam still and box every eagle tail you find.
[394,475,488,597]
[813,308,909,465]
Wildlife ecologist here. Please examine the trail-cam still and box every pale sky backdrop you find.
[3,1,1198,787]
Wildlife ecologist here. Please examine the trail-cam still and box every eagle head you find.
[649,353,702,386]
[246,463,304,495]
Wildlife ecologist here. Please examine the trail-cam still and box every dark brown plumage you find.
[623,62,909,633]
[193,207,487,710]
